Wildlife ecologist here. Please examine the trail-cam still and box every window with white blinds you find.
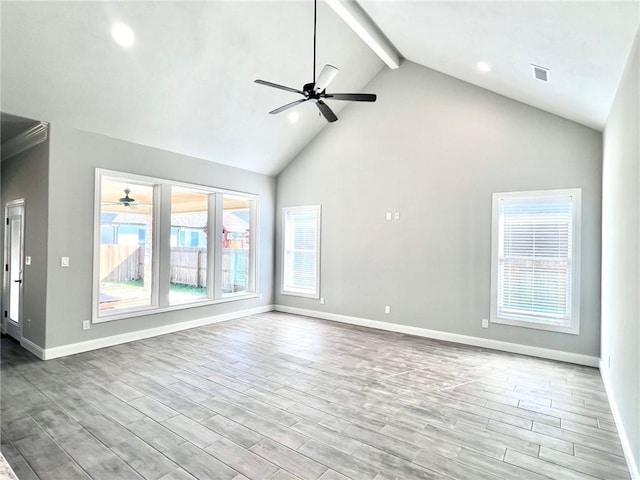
[490,189,581,334]
[282,205,321,298]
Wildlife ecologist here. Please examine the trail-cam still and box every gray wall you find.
[601,29,639,473]
[276,61,603,357]
[1,139,49,347]
[45,126,275,348]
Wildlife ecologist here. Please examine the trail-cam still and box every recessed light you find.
[111,23,135,48]
[477,61,492,73]
[288,111,300,123]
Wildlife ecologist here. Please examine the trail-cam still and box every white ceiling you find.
[2,2,638,176]
[0,1,383,175]
[360,1,639,131]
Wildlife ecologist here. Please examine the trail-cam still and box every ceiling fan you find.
[255,0,377,123]
[118,188,136,208]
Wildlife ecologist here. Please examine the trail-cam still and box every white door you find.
[4,200,25,341]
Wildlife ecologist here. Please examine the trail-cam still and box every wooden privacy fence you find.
[100,245,248,290]
[222,248,249,292]
[100,245,143,282]
[170,247,207,287]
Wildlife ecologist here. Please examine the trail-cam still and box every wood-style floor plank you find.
[0,312,631,480]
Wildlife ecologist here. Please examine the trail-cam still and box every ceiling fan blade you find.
[269,98,308,115]
[255,79,304,95]
[316,100,338,123]
[314,65,338,93]
[324,93,377,102]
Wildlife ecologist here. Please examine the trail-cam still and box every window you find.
[222,194,256,296]
[98,177,157,314]
[170,186,209,306]
[94,170,258,321]
[282,205,320,298]
[490,189,581,334]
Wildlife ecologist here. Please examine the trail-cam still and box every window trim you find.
[489,188,581,335]
[92,171,161,322]
[93,169,259,323]
[281,205,321,299]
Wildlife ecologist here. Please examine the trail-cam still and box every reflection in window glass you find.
[99,178,154,313]
[170,187,209,305]
[222,195,252,294]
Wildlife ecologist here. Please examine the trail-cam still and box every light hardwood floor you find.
[0,312,631,480]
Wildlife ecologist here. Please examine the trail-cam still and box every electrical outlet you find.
[320,297,325,304]
[384,305,390,314]
[82,320,90,330]
[482,319,489,328]
[393,212,400,220]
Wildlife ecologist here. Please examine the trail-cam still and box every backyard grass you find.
[117,279,206,296]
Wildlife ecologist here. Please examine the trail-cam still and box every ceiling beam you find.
[325,0,401,69]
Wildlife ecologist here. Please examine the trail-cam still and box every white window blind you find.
[491,189,581,334]
[282,205,320,298]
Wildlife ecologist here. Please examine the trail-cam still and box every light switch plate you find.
[385,212,392,221]
[61,256,70,267]
[25,256,31,265]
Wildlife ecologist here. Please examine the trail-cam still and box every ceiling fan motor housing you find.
[304,83,321,99]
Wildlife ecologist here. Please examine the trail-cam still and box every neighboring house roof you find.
[101,211,249,231]
[101,212,148,225]
[171,213,207,229]
[223,211,249,233]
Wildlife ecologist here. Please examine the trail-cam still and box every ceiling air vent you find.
[532,64,550,82]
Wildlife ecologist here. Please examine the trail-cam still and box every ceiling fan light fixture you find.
[118,188,135,206]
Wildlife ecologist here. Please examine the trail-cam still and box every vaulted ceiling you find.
[360,1,639,131]
[2,1,638,176]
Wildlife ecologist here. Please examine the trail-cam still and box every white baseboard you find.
[41,305,275,360]
[274,305,600,367]
[21,337,46,360]
[599,360,640,480]
[26,303,599,366]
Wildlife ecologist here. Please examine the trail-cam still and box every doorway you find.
[4,199,25,341]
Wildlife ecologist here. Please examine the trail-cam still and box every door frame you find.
[3,198,25,340]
